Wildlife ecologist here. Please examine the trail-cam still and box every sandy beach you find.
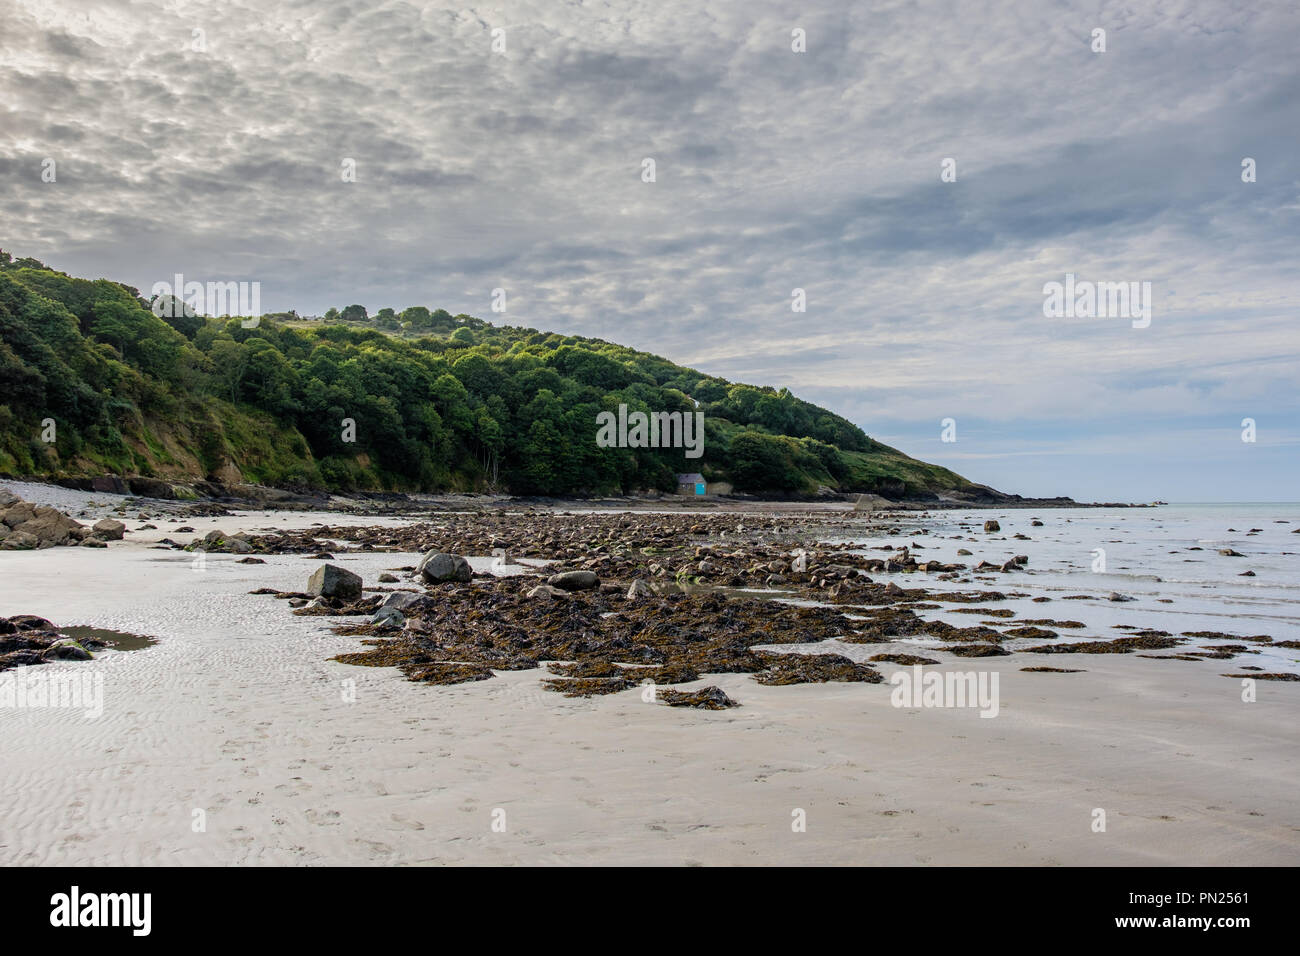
[1,496,1296,866]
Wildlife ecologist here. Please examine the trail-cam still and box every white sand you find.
[1,527,1297,866]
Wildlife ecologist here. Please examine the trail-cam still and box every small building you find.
[676,473,707,496]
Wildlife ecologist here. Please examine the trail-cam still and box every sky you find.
[2,0,1297,502]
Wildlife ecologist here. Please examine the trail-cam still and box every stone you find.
[546,570,599,591]
[378,573,399,583]
[0,531,39,550]
[42,640,93,661]
[9,614,53,630]
[983,520,1000,533]
[381,591,430,612]
[528,584,571,600]
[307,563,363,601]
[2,502,37,527]
[416,550,472,584]
[370,606,405,629]
[626,579,654,599]
[93,518,126,540]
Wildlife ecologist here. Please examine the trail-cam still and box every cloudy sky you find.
[3,0,1297,501]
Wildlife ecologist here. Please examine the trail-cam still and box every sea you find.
[828,503,1300,674]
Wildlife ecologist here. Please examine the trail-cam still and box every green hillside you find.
[0,250,981,499]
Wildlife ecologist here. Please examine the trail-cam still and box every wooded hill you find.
[0,251,983,499]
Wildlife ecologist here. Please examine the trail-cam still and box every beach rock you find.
[1,501,37,527]
[9,615,53,631]
[10,507,84,547]
[237,556,265,564]
[417,550,471,584]
[93,518,126,540]
[80,538,108,548]
[308,563,363,601]
[42,640,92,661]
[226,537,252,554]
[547,570,599,591]
[1218,548,1244,557]
[626,579,654,599]
[1108,592,1135,602]
[378,573,399,583]
[983,520,1000,532]
[0,531,39,550]
[370,605,405,629]
[381,591,433,615]
[528,584,571,601]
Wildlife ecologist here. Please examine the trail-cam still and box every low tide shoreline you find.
[0,482,1295,866]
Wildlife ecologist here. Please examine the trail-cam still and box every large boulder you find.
[983,520,1001,533]
[0,531,39,551]
[308,564,363,601]
[92,518,126,540]
[416,550,471,584]
[547,570,599,591]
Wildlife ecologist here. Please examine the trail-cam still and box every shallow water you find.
[59,626,158,653]
[821,503,1300,673]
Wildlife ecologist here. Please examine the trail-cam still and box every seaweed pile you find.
[326,579,877,702]
[234,509,1297,708]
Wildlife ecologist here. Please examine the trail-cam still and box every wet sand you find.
[1,523,1297,865]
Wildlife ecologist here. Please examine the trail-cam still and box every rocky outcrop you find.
[0,491,87,549]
